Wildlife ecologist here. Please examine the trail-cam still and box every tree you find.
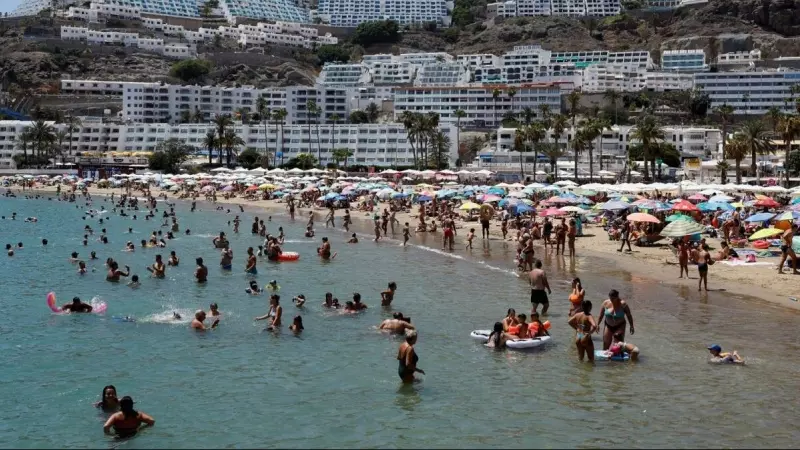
[148,138,193,174]
[329,113,341,161]
[237,148,261,169]
[787,150,800,176]
[54,129,68,163]
[401,111,419,169]
[538,104,551,122]
[273,108,288,166]
[64,115,81,158]
[316,45,350,65]
[430,131,451,170]
[203,129,216,165]
[256,96,270,165]
[332,147,353,169]
[15,128,31,168]
[29,120,56,159]
[507,87,517,116]
[365,102,380,123]
[351,20,400,47]
[349,110,369,124]
[540,143,564,181]
[526,123,546,181]
[454,109,466,154]
[571,128,590,183]
[169,59,211,83]
[737,120,771,182]
[778,115,800,188]
[236,107,250,124]
[713,103,734,183]
[551,113,567,167]
[725,135,748,184]
[305,99,318,163]
[212,114,232,165]
[513,132,528,180]
[630,114,665,182]
[295,153,318,170]
[179,109,191,124]
[492,88,502,128]
[222,128,244,167]
[604,89,621,125]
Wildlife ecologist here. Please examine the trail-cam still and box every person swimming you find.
[95,385,120,413]
[245,280,262,295]
[62,296,93,313]
[103,396,155,438]
[292,294,306,307]
[289,315,304,333]
[708,344,744,364]
[266,280,280,291]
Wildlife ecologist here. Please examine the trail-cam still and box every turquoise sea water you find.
[1,194,799,449]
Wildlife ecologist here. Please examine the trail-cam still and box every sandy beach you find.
[25,184,800,310]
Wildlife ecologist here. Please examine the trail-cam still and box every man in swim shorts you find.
[62,296,93,313]
[529,260,551,315]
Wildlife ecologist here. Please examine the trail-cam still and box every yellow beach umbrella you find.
[748,227,783,241]
[730,202,744,208]
[259,183,276,190]
[459,201,481,211]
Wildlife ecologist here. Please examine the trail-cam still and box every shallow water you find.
[1,195,798,448]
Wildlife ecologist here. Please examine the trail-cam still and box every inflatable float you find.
[47,292,107,314]
[751,240,770,250]
[594,350,630,361]
[277,251,300,262]
[470,330,551,349]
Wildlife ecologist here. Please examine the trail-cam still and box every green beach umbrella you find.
[659,220,705,237]
[665,214,695,223]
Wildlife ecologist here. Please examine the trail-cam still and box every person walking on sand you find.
[677,238,689,278]
[343,209,351,232]
[403,222,411,246]
[698,243,712,291]
[567,218,577,257]
[373,213,382,242]
[778,223,800,275]
[529,260,551,315]
[325,206,335,228]
[617,220,632,252]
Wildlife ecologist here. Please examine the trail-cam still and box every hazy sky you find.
[1,1,22,13]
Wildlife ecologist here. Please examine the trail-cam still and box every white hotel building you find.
[693,69,800,115]
[493,0,620,17]
[0,120,458,169]
[315,0,452,27]
[476,125,722,173]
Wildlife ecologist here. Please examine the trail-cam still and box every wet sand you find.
[29,185,800,310]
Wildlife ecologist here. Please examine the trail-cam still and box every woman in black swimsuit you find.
[397,329,424,383]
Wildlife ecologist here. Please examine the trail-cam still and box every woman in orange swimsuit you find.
[568,277,585,317]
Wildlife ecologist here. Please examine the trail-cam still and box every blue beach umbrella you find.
[487,187,505,195]
[745,212,776,223]
[600,200,632,211]
[416,195,432,202]
[391,192,408,199]
[514,204,534,215]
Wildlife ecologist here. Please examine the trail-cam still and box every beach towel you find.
[721,260,773,267]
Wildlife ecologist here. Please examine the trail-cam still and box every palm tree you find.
[401,111,419,169]
[296,153,317,170]
[513,131,527,180]
[305,99,316,160]
[431,131,451,170]
[527,122,546,181]
[491,88,502,128]
[191,107,203,123]
[180,110,191,124]
[540,143,564,181]
[566,91,582,130]
[765,106,783,136]
[29,120,56,160]
[603,89,621,124]
[365,102,380,123]
[595,118,611,171]
[507,87,517,117]
[630,114,665,182]
[55,129,68,164]
[222,128,245,167]
[65,115,81,158]
[330,113,340,163]
[423,112,440,169]
[203,129,217,165]
[256,96,270,164]
[332,148,353,169]
[713,103,735,181]
[570,128,589,183]
[521,107,534,126]
[551,113,567,164]
[15,127,31,168]
[778,115,800,188]
[725,135,749,184]
[738,120,770,182]
[537,104,551,122]
[236,107,250,124]
[273,108,288,166]
[212,114,232,166]
[454,109,466,162]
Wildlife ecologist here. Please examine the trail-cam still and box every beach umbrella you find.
[600,200,631,211]
[480,194,503,203]
[708,194,734,203]
[688,194,707,201]
[559,206,586,213]
[659,220,705,237]
[697,202,734,212]
[459,201,481,211]
[498,198,519,208]
[416,195,432,202]
[748,227,783,240]
[754,198,781,208]
[514,204,534,215]
[665,214,695,223]
[775,211,800,221]
[201,185,215,192]
[672,200,699,212]
[487,187,505,195]
[540,207,565,217]
[745,212,776,223]
[323,192,339,201]
[223,185,236,192]
[627,212,661,224]
[391,192,408,199]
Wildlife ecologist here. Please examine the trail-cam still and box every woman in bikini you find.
[597,289,634,350]
[485,321,515,350]
[568,300,598,362]
[397,329,424,383]
[254,294,282,330]
[567,277,585,317]
[380,281,397,306]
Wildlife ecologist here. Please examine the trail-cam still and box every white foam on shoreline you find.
[408,244,519,277]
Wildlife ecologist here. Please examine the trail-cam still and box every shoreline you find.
[23,185,800,311]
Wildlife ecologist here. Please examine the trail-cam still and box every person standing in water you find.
[62,297,93,313]
[220,248,233,271]
[325,206,335,228]
[245,247,257,275]
[103,396,154,438]
[255,294,283,330]
[195,257,208,283]
[568,300,597,362]
[380,282,397,306]
[343,209,352,232]
[191,310,218,331]
[698,244,712,291]
[597,289,634,350]
[318,237,333,260]
[529,260,551,315]
[397,329,424,383]
[402,222,411,246]
[146,254,166,279]
[96,385,120,413]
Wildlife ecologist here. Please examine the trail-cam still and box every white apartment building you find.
[487,125,721,171]
[717,50,762,66]
[398,52,454,65]
[694,69,800,115]
[367,61,417,85]
[457,54,501,68]
[661,49,708,72]
[10,0,79,17]
[316,0,450,27]
[644,72,694,92]
[60,26,197,59]
[316,64,372,87]
[0,120,458,168]
[500,46,552,67]
[65,1,141,22]
[393,84,563,128]
[495,0,619,16]
[581,65,646,93]
[60,80,127,96]
[414,63,471,86]
[474,63,581,86]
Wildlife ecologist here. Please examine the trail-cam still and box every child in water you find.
[266,280,280,291]
[245,280,262,295]
[127,275,140,288]
[707,344,744,364]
